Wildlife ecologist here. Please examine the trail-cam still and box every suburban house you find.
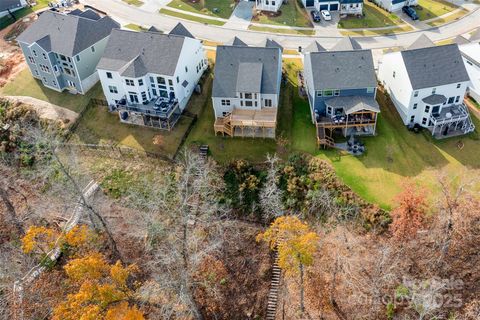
[378,42,475,138]
[303,40,379,148]
[458,29,480,102]
[302,0,363,15]
[16,9,119,94]
[212,41,282,138]
[96,23,207,131]
[255,0,284,12]
[371,0,418,12]
[0,0,27,18]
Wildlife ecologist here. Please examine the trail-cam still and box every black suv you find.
[310,10,321,23]
[402,6,419,20]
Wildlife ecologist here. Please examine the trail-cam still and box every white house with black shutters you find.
[378,40,475,138]
[96,23,207,130]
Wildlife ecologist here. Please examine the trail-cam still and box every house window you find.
[42,77,47,83]
[157,77,166,85]
[413,103,418,110]
[245,101,253,107]
[244,93,253,99]
[106,72,112,79]
[414,91,418,97]
[323,89,333,97]
[185,66,188,73]
[141,91,147,102]
[91,46,95,53]
[34,70,39,76]
[108,85,118,94]
[39,64,50,73]
[425,105,430,113]
[334,89,340,96]
[168,79,173,86]
[138,79,144,86]
[126,79,135,86]
[327,106,332,114]
[422,117,427,125]
[33,50,37,57]
[152,89,157,96]
[160,90,168,98]
[410,115,415,122]
[28,56,35,64]
[129,92,139,103]
[53,65,58,73]
[448,97,454,104]
[316,91,323,97]
[76,55,80,62]
[176,76,179,83]
[392,71,396,78]
[466,60,473,66]
[67,57,72,62]
[456,83,461,89]
[53,80,57,86]
[42,53,47,59]
[455,96,460,103]
[221,100,231,106]
[432,88,436,94]
[60,55,66,61]
[264,99,272,107]
[367,87,374,93]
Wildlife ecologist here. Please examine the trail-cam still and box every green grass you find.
[248,25,315,36]
[0,0,49,30]
[166,0,236,19]
[0,68,102,113]
[124,23,148,31]
[159,8,226,26]
[427,8,468,27]
[415,0,458,21]
[338,1,403,29]
[252,0,312,28]
[340,25,413,36]
[122,0,144,6]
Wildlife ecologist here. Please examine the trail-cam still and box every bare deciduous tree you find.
[259,154,284,221]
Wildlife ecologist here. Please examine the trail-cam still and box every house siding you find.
[313,88,375,115]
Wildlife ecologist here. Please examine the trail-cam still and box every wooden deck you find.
[214,108,278,138]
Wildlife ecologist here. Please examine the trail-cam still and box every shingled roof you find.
[212,45,281,98]
[97,29,187,77]
[306,50,377,90]
[0,0,24,12]
[331,37,362,51]
[304,41,326,53]
[169,23,194,38]
[17,10,119,56]
[407,34,435,50]
[401,44,469,90]
[227,36,248,46]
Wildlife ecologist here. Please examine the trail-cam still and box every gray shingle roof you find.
[331,37,362,51]
[169,23,194,38]
[304,41,326,53]
[212,45,281,98]
[0,0,24,12]
[325,96,380,114]
[148,26,161,33]
[407,34,434,50]
[236,62,263,93]
[227,36,248,46]
[78,9,101,21]
[307,50,377,90]
[262,38,283,51]
[17,10,119,56]
[97,29,186,77]
[401,44,469,90]
[422,94,447,105]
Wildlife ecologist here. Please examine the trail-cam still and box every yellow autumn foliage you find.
[105,302,145,320]
[64,225,91,247]
[257,216,319,276]
[64,252,109,282]
[21,226,59,254]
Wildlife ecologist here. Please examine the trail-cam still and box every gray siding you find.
[313,88,376,114]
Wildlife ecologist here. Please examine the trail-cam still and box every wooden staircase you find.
[266,248,282,320]
[317,125,335,149]
[214,112,233,137]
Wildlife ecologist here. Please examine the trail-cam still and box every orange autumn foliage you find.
[105,301,144,320]
[390,181,428,240]
[21,226,59,254]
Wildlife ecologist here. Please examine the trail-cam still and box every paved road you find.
[84,0,480,49]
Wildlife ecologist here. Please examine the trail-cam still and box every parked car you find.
[321,10,332,21]
[402,6,419,20]
[311,10,321,23]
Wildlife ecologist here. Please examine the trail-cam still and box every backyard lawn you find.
[248,25,315,36]
[0,68,102,113]
[415,0,458,21]
[252,0,312,28]
[0,0,49,30]
[166,0,236,19]
[338,1,403,29]
[427,8,468,27]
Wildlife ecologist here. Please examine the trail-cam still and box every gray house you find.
[16,9,119,95]
[303,39,379,148]
[212,41,282,138]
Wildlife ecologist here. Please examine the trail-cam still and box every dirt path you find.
[3,96,79,125]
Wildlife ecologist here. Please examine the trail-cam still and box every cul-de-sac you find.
[1,0,480,319]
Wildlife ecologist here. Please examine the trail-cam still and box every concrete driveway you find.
[224,1,254,30]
